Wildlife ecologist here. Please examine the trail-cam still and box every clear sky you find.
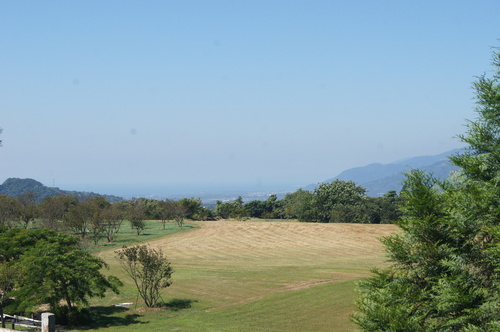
[1,1,499,196]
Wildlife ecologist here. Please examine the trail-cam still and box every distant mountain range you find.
[0,178,123,203]
[305,149,462,197]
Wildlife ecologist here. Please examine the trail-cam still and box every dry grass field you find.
[95,220,399,331]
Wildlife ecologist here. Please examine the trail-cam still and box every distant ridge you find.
[0,178,123,203]
[305,149,462,196]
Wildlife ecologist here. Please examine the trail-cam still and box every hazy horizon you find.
[56,181,301,198]
[2,147,461,198]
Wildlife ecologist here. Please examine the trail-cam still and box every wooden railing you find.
[2,313,55,332]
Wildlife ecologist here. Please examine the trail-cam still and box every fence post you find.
[41,312,55,332]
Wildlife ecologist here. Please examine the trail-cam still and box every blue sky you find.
[1,1,499,195]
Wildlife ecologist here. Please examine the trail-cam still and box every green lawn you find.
[73,220,397,331]
[88,219,196,253]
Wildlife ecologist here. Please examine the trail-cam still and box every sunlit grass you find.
[76,220,397,331]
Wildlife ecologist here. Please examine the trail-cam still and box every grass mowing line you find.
[88,220,398,331]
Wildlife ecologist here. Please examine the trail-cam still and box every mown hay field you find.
[93,220,399,331]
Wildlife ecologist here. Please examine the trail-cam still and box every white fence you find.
[1,313,55,332]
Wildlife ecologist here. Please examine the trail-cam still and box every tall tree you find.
[84,196,111,245]
[102,203,125,242]
[0,195,20,228]
[38,195,78,231]
[17,192,38,229]
[128,199,146,235]
[163,200,188,227]
[64,203,91,238]
[354,47,500,330]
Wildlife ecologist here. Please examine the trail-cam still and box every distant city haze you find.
[63,182,299,198]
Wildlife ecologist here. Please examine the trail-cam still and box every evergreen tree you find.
[354,48,500,330]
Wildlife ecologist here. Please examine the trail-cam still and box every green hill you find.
[0,178,123,203]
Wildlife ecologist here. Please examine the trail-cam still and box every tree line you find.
[214,182,402,224]
[0,193,215,245]
[0,181,401,241]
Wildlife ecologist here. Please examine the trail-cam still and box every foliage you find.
[0,194,20,228]
[354,47,500,330]
[0,227,77,262]
[360,191,403,224]
[127,200,146,235]
[101,203,125,242]
[0,228,121,324]
[312,180,367,223]
[214,196,250,220]
[378,190,403,223]
[178,197,203,219]
[0,262,23,328]
[115,245,173,308]
[278,186,402,223]
[126,198,163,221]
[280,181,382,223]
[158,197,208,226]
[86,196,113,245]
[450,49,500,183]
[38,195,78,231]
[64,201,92,238]
[17,191,38,229]
[245,194,283,219]
[15,241,122,316]
[64,195,112,241]
[129,197,210,223]
[280,189,316,221]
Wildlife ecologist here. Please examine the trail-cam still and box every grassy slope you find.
[82,220,398,331]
